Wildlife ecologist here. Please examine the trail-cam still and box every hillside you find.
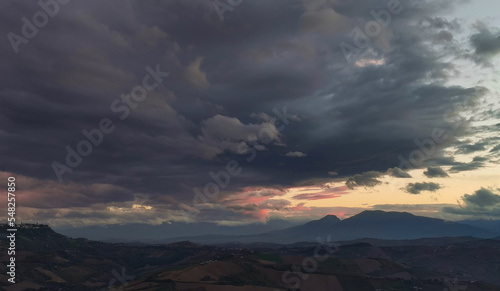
[1,224,500,290]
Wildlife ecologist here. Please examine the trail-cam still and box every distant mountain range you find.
[56,217,303,241]
[161,211,498,244]
[58,211,499,245]
[457,219,500,233]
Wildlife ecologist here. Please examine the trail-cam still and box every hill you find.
[1,224,500,290]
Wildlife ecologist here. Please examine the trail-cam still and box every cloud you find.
[470,22,500,64]
[183,56,210,89]
[200,114,282,155]
[449,160,484,172]
[443,188,500,218]
[423,156,456,167]
[259,199,292,211]
[455,142,487,154]
[290,202,311,211]
[346,171,382,189]
[0,171,134,209]
[424,155,487,173]
[0,0,494,225]
[423,17,461,31]
[405,182,441,194]
[299,7,350,35]
[490,144,500,152]
[463,188,500,207]
[386,167,412,178]
[423,167,449,178]
[285,151,307,157]
[292,186,349,200]
[433,30,454,42]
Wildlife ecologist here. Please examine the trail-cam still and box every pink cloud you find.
[291,202,311,211]
[292,186,349,200]
[0,171,134,209]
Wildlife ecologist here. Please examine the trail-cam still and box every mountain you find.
[56,218,302,242]
[165,211,497,244]
[458,219,500,233]
[333,210,496,240]
[254,214,341,242]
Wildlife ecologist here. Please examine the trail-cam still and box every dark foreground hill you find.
[1,224,500,290]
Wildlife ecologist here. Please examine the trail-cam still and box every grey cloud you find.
[346,171,382,189]
[490,144,500,152]
[443,188,500,218]
[423,167,449,178]
[386,167,412,178]
[455,142,487,154]
[472,156,488,162]
[423,156,456,167]
[423,17,461,31]
[433,30,454,42]
[0,0,495,224]
[259,199,292,211]
[470,22,500,64]
[449,160,484,172]
[182,56,210,89]
[405,182,441,194]
[200,114,282,155]
[424,155,487,173]
[463,188,500,207]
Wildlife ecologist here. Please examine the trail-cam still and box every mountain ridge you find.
[162,210,498,244]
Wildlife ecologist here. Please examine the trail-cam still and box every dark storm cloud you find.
[470,22,500,64]
[455,141,487,154]
[422,17,461,31]
[463,188,500,207]
[423,156,456,167]
[423,167,449,178]
[345,171,382,189]
[443,188,500,217]
[420,17,460,43]
[490,144,500,152]
[0,0,493,223]
[433,30,454,43]
[386,167,412,178]
[449,160,484,172]
[405,182,441,194]
[422,155,488,173]
[472,156,488,162]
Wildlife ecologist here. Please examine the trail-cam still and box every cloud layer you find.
[1,0,499,225]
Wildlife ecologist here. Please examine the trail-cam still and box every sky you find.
[1,0,500,228]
